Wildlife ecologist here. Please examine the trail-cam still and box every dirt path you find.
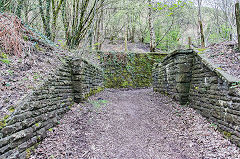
[31,89,240,159]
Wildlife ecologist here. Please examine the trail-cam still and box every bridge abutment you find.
[153,49,240,147]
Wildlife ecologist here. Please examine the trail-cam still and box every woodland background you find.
[0,0,238,52]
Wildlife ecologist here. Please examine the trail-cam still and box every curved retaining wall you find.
[153,49,240,146]
[0,57,104,158]
[98,51,167,88]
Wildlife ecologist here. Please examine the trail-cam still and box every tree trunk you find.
[99,7,104,50]
[62,0,101,49]
[16,0,24,18]
[148,0,155,52]
[45,0,51,38]
[188,37,192,49]
[38,0,51,39]
[199,21,205,48]
[235,2,240,49]
[125,26,128,52]
[95,5,103,50]
[131,24,135,43]
[51,0,64,41]
[24,1,29,24]
[197,0,205,48]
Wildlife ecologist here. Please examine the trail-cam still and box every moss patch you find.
[101,52,166,89]
[84,87,105,99]
[223,131,232,138]
[0,114,10,129]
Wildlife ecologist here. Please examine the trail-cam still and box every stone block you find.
[176,83,190,93]
[2,126,17,136]
[199,107,212,118]
[176,63,192,73]
[176,73,191,83]
[231,103,240,110]
[0,144,9,154]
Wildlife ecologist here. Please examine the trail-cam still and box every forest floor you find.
[30,89,240,159]
[206,41,240,79]
[0,48,68,119]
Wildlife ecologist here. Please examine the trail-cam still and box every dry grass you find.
[0,13,33,56]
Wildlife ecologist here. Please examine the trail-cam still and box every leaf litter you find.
[31,89,240,159]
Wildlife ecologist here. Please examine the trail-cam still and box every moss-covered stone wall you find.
[153,49,240,147]
[99,51,167,88]
[0,57,104,158]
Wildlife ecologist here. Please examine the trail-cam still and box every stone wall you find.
[153,50,193,104]
[99,51,167,88]
[153,49,240,146]
[0,57,104,158]
[189,52,240,146]
[71,58,104,103]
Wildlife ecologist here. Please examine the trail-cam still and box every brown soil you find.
[31,89,240,159]
[0,48,68,119]
[0,13,71,119]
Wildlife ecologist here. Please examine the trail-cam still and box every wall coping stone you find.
[159,49,240,86]
[161,49,194,63]
[67,56,104,73]
[194,49,240,85]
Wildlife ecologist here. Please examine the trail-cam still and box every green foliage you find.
[35,122,41,128]
[57,39,67,49]
[219,25,232,40]
[143,30,151,44]
[208,24,233,43]
[154,0,191,16]
[223,131,232,138]
[7,70,14,75]
[23,35,29,41]
[8,106,15,113]
[0,114,10,129]
[26,148,31,159]
[209,123,217,130]
[0,52,10,64]
[0,0,14,12]
[26,145,36,159]
[90,99,109,111]
[68,102,75,109]
[144,0,193,51]
[84,87,105,99]
[35,44,45,52]
[1,52,7,58]
[0,59,10,64]
[121,81,130,87]
[33,73,40,80]
[196,48,207,52]
[0,120,6,129]
[3,114,9,120]
[155,27,180,51]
